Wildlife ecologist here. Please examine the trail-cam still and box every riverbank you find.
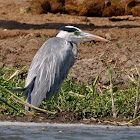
[0,0,140,125]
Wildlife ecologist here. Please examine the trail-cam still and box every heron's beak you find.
[81,32,109,42]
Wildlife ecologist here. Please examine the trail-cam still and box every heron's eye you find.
[74,31,80,36]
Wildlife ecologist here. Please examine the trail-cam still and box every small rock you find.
[25,33,41,38]
[124,60,133,68]
[120,55,127,62]
[41,127,45,131]
[105,33,112,40]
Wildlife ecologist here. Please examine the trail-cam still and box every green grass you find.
[0,67,139,119]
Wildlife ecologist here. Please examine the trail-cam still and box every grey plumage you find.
[13,26,108,111]
[25,37,77,110]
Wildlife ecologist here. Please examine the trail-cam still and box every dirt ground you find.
[0,0,140,124]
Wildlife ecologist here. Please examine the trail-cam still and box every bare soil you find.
[0,0,140,125]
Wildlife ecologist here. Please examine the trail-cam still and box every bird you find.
[13,26,108,111]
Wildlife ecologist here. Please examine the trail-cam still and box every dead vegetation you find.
[30,0,140,17]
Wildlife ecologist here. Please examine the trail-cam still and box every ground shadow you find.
[0,20,140,30]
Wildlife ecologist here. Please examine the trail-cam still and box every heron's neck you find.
[56,31,69,38]
[71,42,78,58]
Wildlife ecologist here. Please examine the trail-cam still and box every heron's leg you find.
[55,89,62,112]
[55,87,61,101]
[55,92,59,101]
[25,92,31,111]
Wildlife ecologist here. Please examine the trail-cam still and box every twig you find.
[10,96,56,114]
[133,66,140,118]
[3,70,20,83]
[98,87,103,94]
[135,66,140,77]
[0,98,19,111]
[108,64,117,118]
[0,85,24,101]
[0,85,57,114]
[127,74,137,84]
[69,91,85,98]
[127,67,140,119]
[110,83,117,118]
[127,116,140,124]
[91,73,100,95]
[133,83,139,118]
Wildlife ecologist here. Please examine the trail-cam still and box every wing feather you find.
[25,37,76,107]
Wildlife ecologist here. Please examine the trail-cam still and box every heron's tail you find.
[11,87,29,96]
[11,77,36,111]
[11,87,31,111]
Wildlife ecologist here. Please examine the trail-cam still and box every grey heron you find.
[14,26,108,111]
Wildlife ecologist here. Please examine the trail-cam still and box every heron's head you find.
[56,26,109,43]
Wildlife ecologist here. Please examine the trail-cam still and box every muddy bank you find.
[0,0,140,124]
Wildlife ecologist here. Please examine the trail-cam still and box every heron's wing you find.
[25,37,76,107]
